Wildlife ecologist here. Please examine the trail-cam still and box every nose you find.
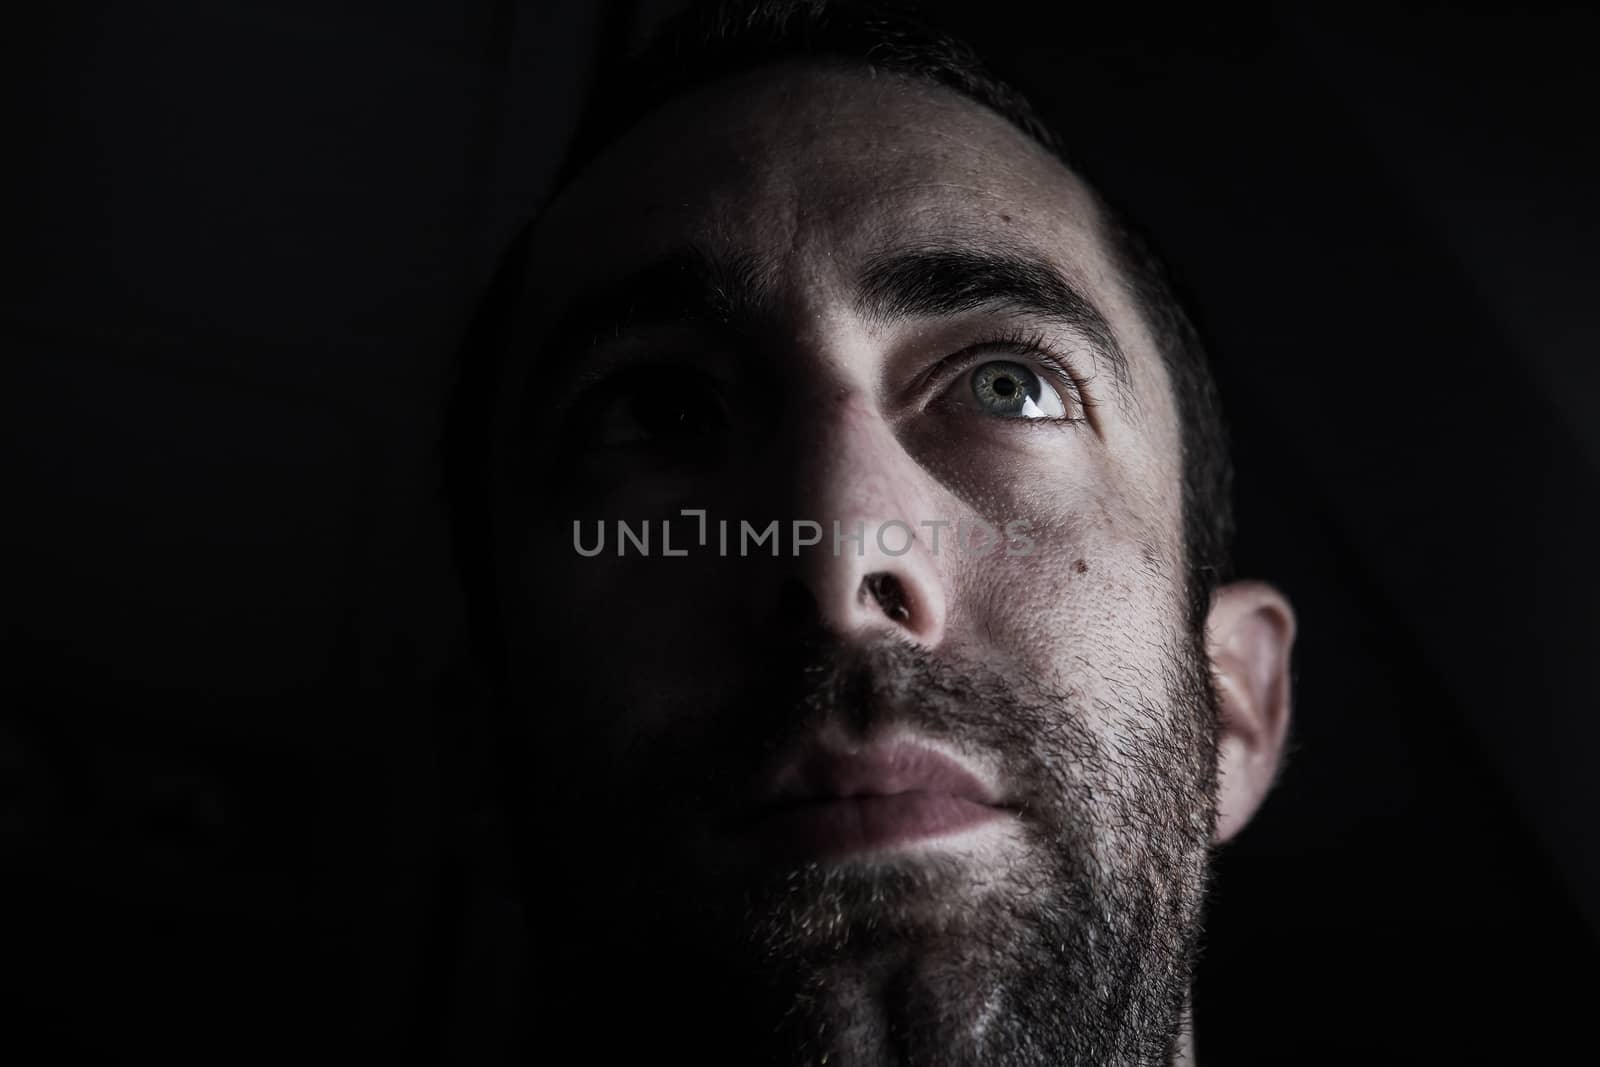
[767,389,948,647]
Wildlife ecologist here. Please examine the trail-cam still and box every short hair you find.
[453,0,1233,645]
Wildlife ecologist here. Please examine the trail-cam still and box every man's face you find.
[495,65,1266,1066]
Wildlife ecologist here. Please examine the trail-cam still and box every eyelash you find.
[923,326,1092,425]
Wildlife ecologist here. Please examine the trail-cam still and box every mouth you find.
[741,738,1014,861]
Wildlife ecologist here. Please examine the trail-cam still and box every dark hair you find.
[553,0,1234,630]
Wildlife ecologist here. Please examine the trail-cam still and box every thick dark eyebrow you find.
[535,247,772,370]
[854,246,1132,394]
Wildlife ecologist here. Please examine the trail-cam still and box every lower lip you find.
[750,792,1008,860]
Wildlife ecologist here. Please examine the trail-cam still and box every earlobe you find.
[1207,581,1296,843]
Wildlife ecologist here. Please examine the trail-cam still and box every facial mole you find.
[1074,559,1089,575]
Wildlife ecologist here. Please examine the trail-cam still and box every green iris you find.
[971,360,1063,418]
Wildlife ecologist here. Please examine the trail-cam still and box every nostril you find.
[861,572,912,624]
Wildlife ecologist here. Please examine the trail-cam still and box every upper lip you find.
[759,738,1004,809]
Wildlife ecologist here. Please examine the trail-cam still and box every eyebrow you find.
[538,242,1131,396]
[537,247,772,366]
[854,245,1131,393]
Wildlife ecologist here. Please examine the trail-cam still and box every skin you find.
[491,62,1295,1066]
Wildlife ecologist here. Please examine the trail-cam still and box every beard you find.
[508,623,1220,1066]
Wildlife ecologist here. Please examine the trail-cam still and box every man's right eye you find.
[586,364,730,448]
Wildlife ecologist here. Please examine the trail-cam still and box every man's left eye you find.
[969,360,1067,419]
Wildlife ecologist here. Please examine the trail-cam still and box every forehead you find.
[542,65,1121,316]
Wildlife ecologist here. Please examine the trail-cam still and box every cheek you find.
[509,517,759,737]
[943,481,1188,729]
[953,536,1180,659]
[519,521,687,625]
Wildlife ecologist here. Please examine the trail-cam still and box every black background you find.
[3,2,1597,1063]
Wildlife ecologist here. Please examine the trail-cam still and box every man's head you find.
[470,3,1294,1063]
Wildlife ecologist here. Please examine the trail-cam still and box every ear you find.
[1206,580,1296,843]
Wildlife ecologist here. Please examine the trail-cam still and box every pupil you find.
[992,376,1017,397]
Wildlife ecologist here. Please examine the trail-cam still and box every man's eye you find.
[969,360,1067,419]
[589,366,729,447]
